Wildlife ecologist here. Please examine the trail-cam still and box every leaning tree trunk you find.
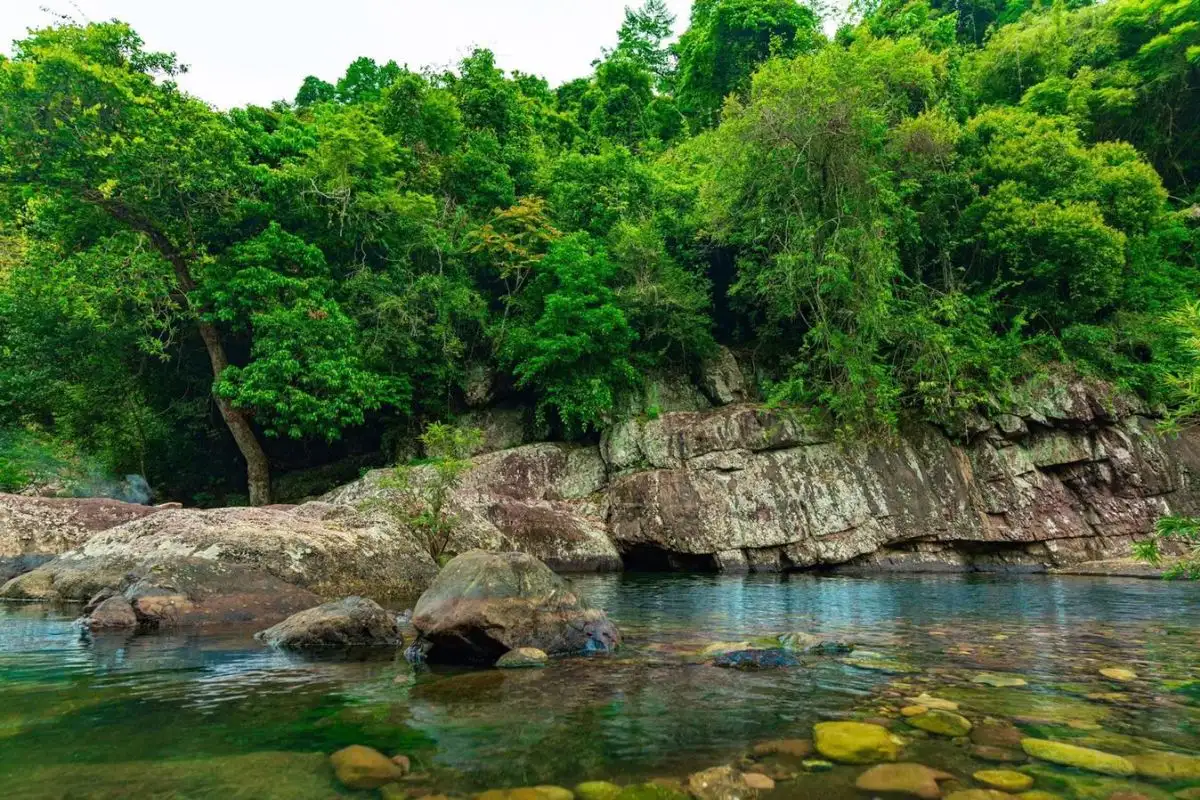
[91,194,273,505]
[196,321,272,506]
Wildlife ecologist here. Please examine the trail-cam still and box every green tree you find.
[610,0,678,84]
[370,423,484,563]
[675,0,824,125]
[501,234,640,433]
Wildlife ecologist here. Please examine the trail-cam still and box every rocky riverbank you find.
[3,366,1197,616]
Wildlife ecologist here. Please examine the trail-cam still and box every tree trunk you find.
[195,321,273,506]
[88,194,273,505]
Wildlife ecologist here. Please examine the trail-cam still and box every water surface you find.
[0,573,1197,799]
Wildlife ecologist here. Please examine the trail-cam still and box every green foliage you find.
[370,423,484,563]
[675,0,824,124]
[501,235,640,433]
[2,0,1199,502]
[1134,516,1200,580]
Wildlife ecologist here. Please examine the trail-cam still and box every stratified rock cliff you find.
[603,404,1200,573]
[328,368,1200,575]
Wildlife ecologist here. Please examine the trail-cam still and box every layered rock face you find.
[603,394,1200,573]
[325,371,1200,575]
[326,442,621,572]
[0,495,160,582]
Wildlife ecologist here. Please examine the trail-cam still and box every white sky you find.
[1,0,697,108]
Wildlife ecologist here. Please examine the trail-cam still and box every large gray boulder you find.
[0,494,160,582]
[407,550,621,664]
[1,503,438,627]
[255,596,404,649]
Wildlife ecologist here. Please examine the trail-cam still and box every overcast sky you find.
[1,0,697,108]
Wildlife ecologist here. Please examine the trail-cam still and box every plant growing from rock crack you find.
[1134,516,1200,580]
[364,423,483,565]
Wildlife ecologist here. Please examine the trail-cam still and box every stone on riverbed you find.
[497,647,549,668]
[1021,739,1135,776]
[752,739,813,759]
[778,631,854,654]
[712,649,800,670]
[1128,752,1200,781]
[907,709,973,737]
[255,597,403,649]
[575,781,623,800]
[973,674,1028,688]
[330,744,407,790]
[687,766,756,800]
[477,787,575,800]
[974,770,1034,792]
[407,550,620,665]
[814,721,903,764]
[855,763,954,799]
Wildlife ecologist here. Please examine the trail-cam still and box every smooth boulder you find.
[2,504,437,627]
[814,721,903,764]
[855,763,954,799]
[0,494,159,582]
[1020,739,1135,776]
[329,745,406,790]
[496,647,549,668]
[408,550,620,664]
[255,597,403,649]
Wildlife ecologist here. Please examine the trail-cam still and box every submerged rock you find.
[330,745,406,790]
[742,773,775,791]
[971,722,1024,749]
[496,647,549,668]
[907,709,973,737]
[575,782,623,800]
[477,787,574,800]
[752,739,813,759]
[408,551,620,664]
[973,674,1028,688]
[945,791,1015,800]
[777,631,854,654]
[907,694,960,711]
[1099,668,1138,682]
[712,649,800,670]
[1021,739,1135,776]
[1128,752,1200,781]
[974,771,1034,792]
[255,597,403,649]
[687,766,755,800]
[972,746,1028,764]
[813,721,903,764]
[855,763,954,799]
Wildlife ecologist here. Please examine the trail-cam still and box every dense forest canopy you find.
[1,0,1198,505]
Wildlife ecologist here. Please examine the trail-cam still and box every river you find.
[0,573,1197,799]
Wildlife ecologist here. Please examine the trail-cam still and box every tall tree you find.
[675,0,823,125]
[0,23,395,503]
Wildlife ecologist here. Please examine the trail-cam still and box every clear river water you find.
[0,573,1197,800]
